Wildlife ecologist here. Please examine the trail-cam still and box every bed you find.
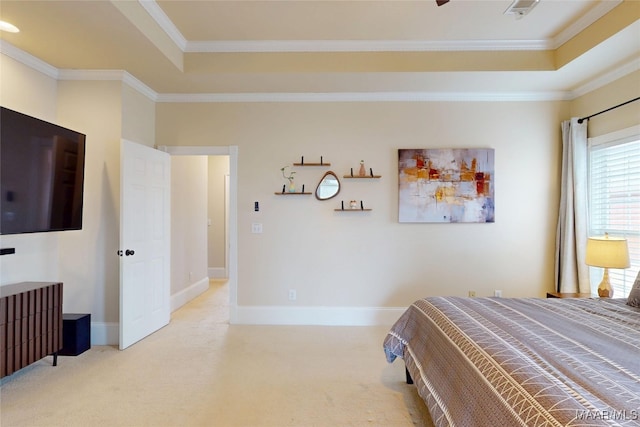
[383,292,640,426]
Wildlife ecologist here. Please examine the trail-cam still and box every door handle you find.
[125,249,135,256]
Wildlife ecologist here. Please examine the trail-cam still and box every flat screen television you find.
[1,107,86,235]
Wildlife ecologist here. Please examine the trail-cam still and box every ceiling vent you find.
[504,0,540,17]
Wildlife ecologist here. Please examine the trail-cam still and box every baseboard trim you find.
[90,304,406,345]
[90,278,211,346]
[91,322,118,346]
[233,305,408,326]
[171,277,210,312]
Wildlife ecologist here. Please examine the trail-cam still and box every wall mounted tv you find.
[1,107,86,235]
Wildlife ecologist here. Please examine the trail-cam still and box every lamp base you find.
[597,267,614,298]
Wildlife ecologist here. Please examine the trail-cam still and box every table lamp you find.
[585,233,630,298]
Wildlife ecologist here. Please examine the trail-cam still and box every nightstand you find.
[546,292,593,299]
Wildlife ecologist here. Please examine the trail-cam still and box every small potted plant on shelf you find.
[281,166,296,192]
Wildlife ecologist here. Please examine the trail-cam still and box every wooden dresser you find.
[0,282,63,378]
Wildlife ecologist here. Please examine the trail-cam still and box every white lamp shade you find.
[585,235,630,268]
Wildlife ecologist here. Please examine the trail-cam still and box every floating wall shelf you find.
[274,192,312,196]
[344,167,380,178]
[293,156,330,166]
[275,183,309,194]
[336,201,371,211]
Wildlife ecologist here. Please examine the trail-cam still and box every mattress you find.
[383,297,640,426]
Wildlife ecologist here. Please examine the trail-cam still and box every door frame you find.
[159,145,238,323]
[224,174,230,278]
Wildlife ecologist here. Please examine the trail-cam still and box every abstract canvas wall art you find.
[398,148,495,223]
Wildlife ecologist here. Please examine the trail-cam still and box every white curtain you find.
[555,118,590,293]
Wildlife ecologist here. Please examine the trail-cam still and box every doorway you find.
[207,157,230,280]
[160,145,238,323]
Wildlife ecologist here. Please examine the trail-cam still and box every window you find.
[588,126,640,298]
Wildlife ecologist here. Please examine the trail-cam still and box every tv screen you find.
[1,107,86,235]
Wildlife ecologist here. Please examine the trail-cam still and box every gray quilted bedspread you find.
[383,297,640,426]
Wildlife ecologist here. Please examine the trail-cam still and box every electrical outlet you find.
[494,290,503,298]
[251,223,263,233]
[288,289,297,301]
[468,291,476,297]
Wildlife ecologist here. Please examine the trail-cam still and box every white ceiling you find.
[157,0,598,44]
[0,0,638,99]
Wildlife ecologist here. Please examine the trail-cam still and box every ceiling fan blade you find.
[436,0,450,5]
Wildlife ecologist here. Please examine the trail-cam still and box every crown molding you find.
[3,40,633,104]
[570,56,640,98]
[0,40,59,79]
[156,91,571,103]
[139,0,187,51]
[121,73,159,101]
[0,40,158,101]
[551,0,622,49]
[58,69,127,81]
[57,69,158,101]
[144,0,617,54]
[184,39,552,53]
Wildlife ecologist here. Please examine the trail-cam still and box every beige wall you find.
[55,80,124,328]
[0,57,129,340]
[122,84,156,147]
[55,80,158,326]
[170,156,209,295]
[0,55,57,121]
[157,100,568,309]
[570,70,640,137]
[0,56,60,285]
[208,156,230,274]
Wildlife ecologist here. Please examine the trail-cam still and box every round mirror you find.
[315,171,341,200]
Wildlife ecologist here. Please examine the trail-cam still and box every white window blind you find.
[588,129,640,298]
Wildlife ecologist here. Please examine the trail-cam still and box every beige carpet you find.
[0,280,432,427]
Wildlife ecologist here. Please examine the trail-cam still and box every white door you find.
[119,140,171,350]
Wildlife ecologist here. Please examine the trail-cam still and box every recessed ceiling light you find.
[0,21,20,33]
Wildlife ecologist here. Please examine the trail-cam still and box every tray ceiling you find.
[0,0,638,99]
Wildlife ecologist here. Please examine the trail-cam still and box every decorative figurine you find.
[281,166,296,192]
[350,200,358,209]
[359,160,366,177]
